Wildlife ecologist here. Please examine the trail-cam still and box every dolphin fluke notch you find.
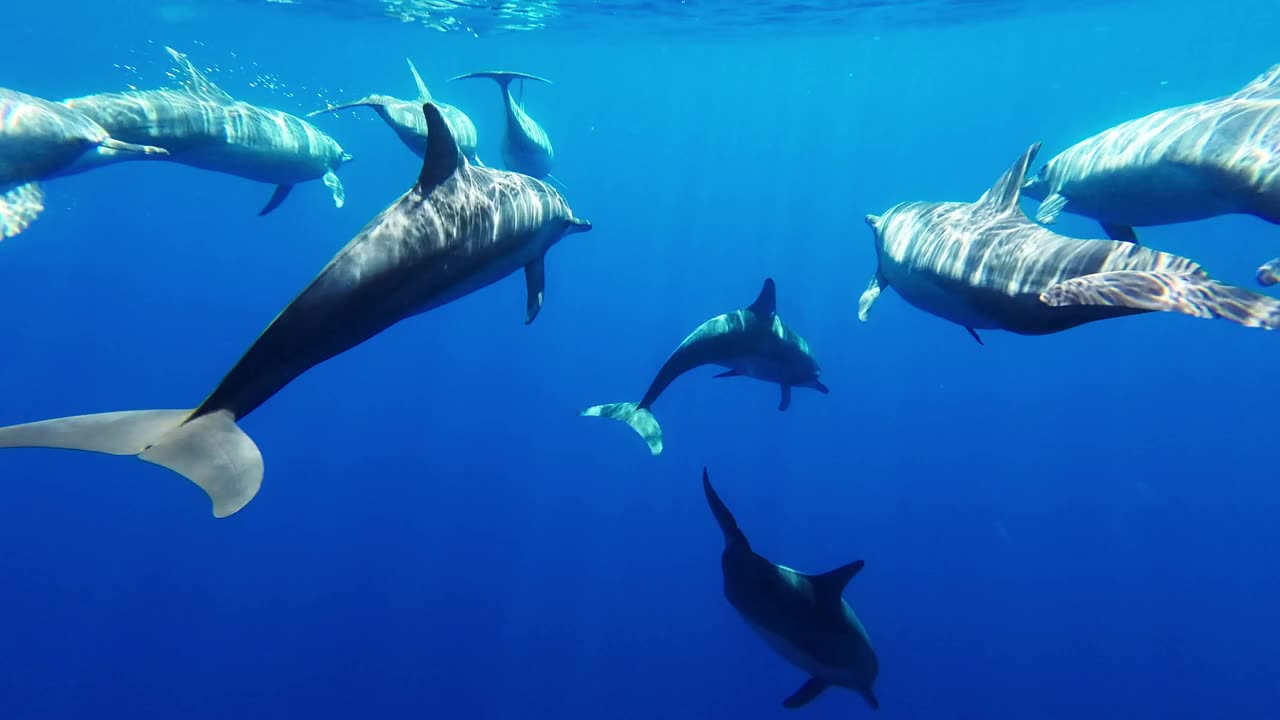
[978,142,1041,213]
[1041,270,1280,329]
[0,183,46,239]
[418,103,463,190]
[701,468,750,550]
[0,408,262,518]
[579,402,663,456]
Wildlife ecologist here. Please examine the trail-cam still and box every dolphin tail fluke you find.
[579,402,663,455]
[451,71,553,89]
[99,138,169,156]
[1040,271,1280,330]
[701,468,750,550]
[0,409,262,518]
[259,184,294,216]
[0,182,46,239]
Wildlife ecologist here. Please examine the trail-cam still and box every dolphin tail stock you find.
[450,70,554,90]
[579,401,663,456]
[0,408,262,518]
[0,182,46,239]
[701,468,750,550]
[1040,270,1280,330]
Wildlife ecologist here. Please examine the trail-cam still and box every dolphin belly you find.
[1057,162,1245,226]
[885,266,1002,330]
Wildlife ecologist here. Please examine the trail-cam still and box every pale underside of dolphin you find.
[0,102,590,518]
[452,71,556,182]
[0,88,167,238]
[1022,64,1280,252]
[61,46,351,216]
[581,279,828,456]
[307,58,481,163]
[703,468,879,711]
[860,142,1280,340]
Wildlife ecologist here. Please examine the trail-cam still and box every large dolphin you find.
[0,103,591,518]
[307,58,480,163]
[0,88,166,238]
[859,143,1280,340]
[1022,65,1280,250]
[452,71,555,180]
[581,279,827,456]
[702,468,879,711]
[62,47,351,216]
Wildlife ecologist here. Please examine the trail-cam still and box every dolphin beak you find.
[568,217,592,234]
[813,380,830,394]
[864,214,880,227]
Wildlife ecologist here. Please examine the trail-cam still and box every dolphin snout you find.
[864,214,881,227]
[568,217,592,234]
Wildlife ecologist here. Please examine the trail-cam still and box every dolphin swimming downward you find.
[452,71,555,180]
[0,103,591,517]
[581,279,827,456]
[859,142,1280,341]
[703,468,880,711]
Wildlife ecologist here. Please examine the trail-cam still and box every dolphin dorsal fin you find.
[406,58,433,102]
[702,469,750,550]
[747,278,777,321]
[1231,64,1280,101]
[976,142,1041,214]
[418,103,464,191]
[164,46,233,103]
[809,559,864,599]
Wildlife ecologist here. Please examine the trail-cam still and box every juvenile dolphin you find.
[581,279,827,456]
[702,468,879,711]
[1022,65,1280,248]
[452,71,555,179]
[0,88,166,238]
[859,143,1280,340]
[62,47,351,216]
[307,58,480,163]
[0,103,591,518]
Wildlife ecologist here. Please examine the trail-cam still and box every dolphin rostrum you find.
[0,88,167,238]
[62,47,351,216]
[581,279,827,456]
[702,468,879,711]
[860,142,1280,341]
[0,103,591,518]
[307,58,480,163]
[452,71,555,180]
[1022,65,1280,252]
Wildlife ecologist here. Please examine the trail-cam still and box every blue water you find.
[3,1,1280,718]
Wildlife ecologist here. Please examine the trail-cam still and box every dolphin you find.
[307,58,480,163]
[859,142,1280,340]
[62,47,351,216]
[581,279,827,456]
[452,71,555,180]
[702,468,879,711]
[1022,65,1280,249]
[0,88,167,238]
[0,103,591,518]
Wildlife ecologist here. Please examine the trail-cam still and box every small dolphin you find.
[1258,257,1280,286]
[581,279,827,456]
[62,47,351,216]
[452,71,555,180]
[0,103,590,518]
[860,143,1280,339]
[1023,65,1280,249]
[307,58,480,163]
[702,468,879,711]
[0,88,166,238]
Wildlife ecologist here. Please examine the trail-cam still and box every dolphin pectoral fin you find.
[0,182,46,239]
[259,184,294,216]
[858,270,886,322]
[1035,192,1067,224]
[858,688,880,710]
[965,327,984,345]
[1040,271,1280,329]
[524,258,545,324]
[323,171,345,208]
[779,385,792,411]
[580,402,663,456]
[99,138,169,156]
[781,678,829,709]
[1101,222,1139,244]
[712,369,743,378]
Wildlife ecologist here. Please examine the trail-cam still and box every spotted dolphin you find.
[581,279,827,456]
[62,47,351,216]
[452,71,555,180]
[860,143,1280,340]
[1022,65,1280,252]
[0,88,167,238]
[307,58,480,163]
[702,468,879,711]
[0,103,591,518]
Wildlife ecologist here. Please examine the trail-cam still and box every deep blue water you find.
[3,1,1280,718]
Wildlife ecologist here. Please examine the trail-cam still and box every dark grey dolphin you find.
[307,58,480,163]
[581,279,827,456]
[0,103,590,518]
[1022,65,1280,249]
[62,47,351,216]
[859,143,1280,341]
[0,88,167,238]
[702,468,879,711]
[452,71,555,180]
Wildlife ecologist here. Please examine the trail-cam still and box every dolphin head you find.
[799,375,829,394]
[564,216,592,235]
